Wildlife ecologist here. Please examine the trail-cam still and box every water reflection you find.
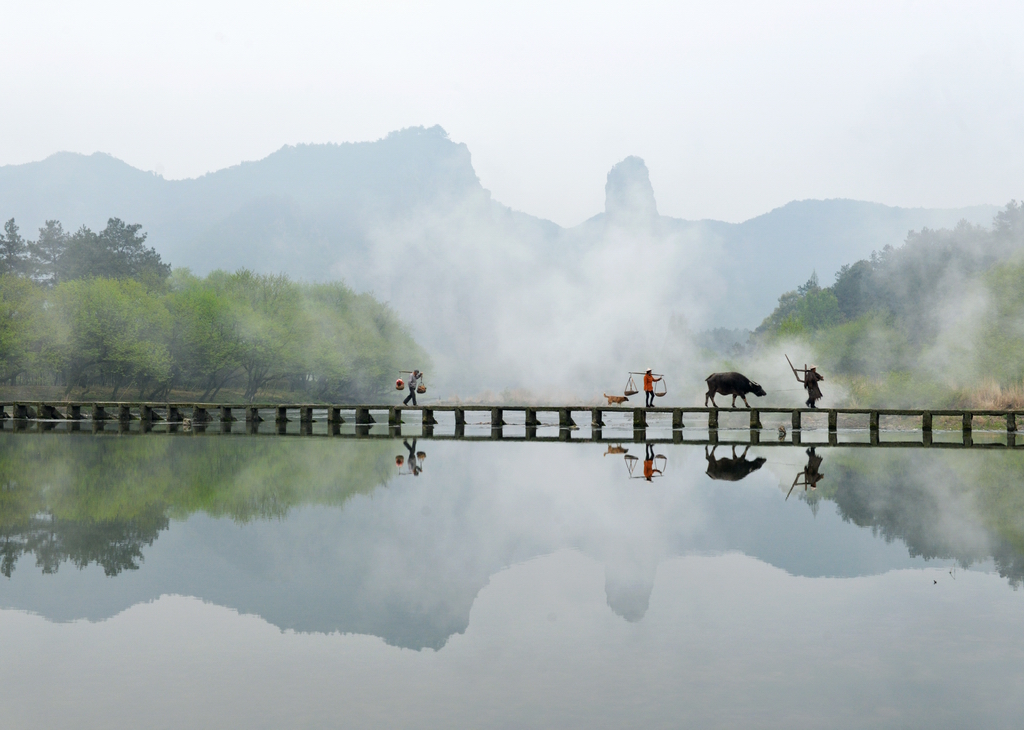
[787,447,825,499]
[704,445,767,481]
[2,432,1024,650]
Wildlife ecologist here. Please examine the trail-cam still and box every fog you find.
[4,2,1024,227]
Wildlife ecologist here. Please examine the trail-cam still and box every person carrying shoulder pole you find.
[403,370,422,406]
[643,368,662,408]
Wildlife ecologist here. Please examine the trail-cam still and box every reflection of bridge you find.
[2,401,1023,448]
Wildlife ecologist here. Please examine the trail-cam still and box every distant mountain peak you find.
[605,156,658,223]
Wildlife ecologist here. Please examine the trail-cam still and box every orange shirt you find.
[644,373,654,391]
[644,460,654,479]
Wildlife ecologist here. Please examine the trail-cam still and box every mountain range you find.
[0,126,997,394]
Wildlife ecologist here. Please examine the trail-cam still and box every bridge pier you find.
[591,408,604,427]
[276,406,290,423]
[39,404,64,420]
[491,407,504,427]
[673,409,684,430]
[792,411,801,431]
[300,406,314,423]
[454,408,465,428]
[421,408,437,426]
[559,408,576,429]
[245,406,263,423]
[869,411,878,434]
[828,409,837,433]
[92,404,109,421]
[389,407,402,428]
[139,405,157,422]
[191,406,210,423]
[355,407,374,425]
[525,408,539,427]
[220,406,236,422]
[633,408,646,429]
[963,412,973,435]
[1007,413,1017,433]
[166,405,183,423]
[750,409,762,430]
[327,406,344,424]
[922,412,932,433]
[67,404,82,420]
[708,410,718,430]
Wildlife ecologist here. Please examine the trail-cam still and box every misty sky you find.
[3,1,1024,226]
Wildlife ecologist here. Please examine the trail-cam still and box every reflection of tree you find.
[2,508,168,577]
[810,451,1024,588]
[0,433,398,577]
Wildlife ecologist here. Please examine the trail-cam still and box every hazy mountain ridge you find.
[0,127,998,393]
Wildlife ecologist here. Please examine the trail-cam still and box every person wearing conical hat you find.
[643,367,662,408]
[803,365,824,408]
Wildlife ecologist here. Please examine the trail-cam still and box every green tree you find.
[165,270,242,399]
[44,278,173,398]
[27,220,68,286]
[59,218,170,286]
[0,275,42,384]
[0,219,28,276]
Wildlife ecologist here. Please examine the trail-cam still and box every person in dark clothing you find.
[403,370,422,406]
[802,366,824,408]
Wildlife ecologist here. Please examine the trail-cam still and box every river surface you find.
[1,422,1024,729]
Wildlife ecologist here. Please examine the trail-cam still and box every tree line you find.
[0,217,427,401]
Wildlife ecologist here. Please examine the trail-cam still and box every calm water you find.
[2,422,1024,729]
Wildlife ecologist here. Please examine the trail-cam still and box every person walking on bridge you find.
[403,370,422,406]
[643,368,662,408]
[802,366,824,409]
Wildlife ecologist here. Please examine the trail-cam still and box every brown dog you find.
[604,393,630,405]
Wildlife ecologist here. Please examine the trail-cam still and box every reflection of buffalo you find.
[705,445,767,482]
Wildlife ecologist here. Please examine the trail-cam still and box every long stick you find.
[784,354,803,382]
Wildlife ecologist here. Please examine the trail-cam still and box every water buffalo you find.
[705,446,767,482]
[705,371,766,408]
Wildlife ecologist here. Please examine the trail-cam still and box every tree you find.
[0,219,28,276]
[0,275,41,384]
[27,220,68,286]
[165,272,242,400]
[45,278,172,398]
[58,218,170,286]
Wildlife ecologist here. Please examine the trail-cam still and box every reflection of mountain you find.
[6,440,1021,650]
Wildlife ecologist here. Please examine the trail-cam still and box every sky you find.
[2,0,1024,226]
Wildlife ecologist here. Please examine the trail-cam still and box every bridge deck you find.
[0,401,1018,436]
